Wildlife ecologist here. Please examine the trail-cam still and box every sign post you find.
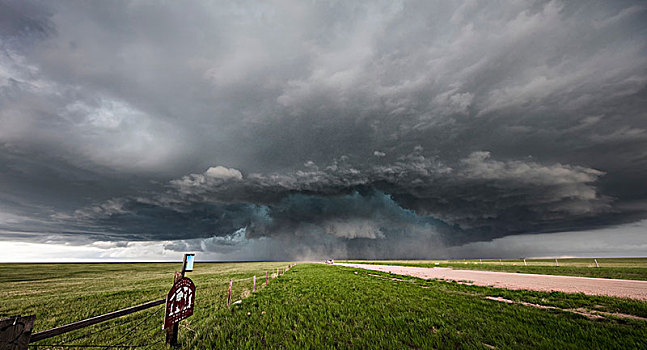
[164,254,196,347]
[227,279,233,308]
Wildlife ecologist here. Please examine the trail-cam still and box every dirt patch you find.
[338,263,647,300]
[391,277,416,283]
[575,309,647,322]
[485,296,647,321]
[363,269,647,322]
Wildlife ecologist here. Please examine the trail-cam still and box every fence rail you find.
[30,299,165,342]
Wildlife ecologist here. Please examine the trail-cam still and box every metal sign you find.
[182,253,195,273]
[163,277,195,329]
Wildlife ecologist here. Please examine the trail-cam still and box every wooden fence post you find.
[0,315,36,350]
[265,271,268,285]
[253,275,256,292]
[523,258,527,266]
[227,279,233,308]
[166,272,182,346]
[555,259,559,267]
[595,259,599,268]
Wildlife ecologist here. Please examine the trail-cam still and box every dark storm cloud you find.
[1,0,646,258]
[57,149,608,258]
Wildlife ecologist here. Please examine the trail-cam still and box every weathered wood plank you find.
[30,299,164,342]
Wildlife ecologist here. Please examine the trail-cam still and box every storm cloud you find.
[1,0,646,259]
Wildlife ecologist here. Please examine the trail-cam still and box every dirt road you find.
[337,263,647,300]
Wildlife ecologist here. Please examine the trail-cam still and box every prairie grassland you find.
[0,262,288,348]
[2,262,646,349]
[194,264,647,349]
[341,257,647,280]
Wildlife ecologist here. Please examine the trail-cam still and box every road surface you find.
[337,263,647,300]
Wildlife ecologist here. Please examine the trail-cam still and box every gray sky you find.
[1,0,646,261]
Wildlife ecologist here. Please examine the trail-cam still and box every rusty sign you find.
[163,277,195,329]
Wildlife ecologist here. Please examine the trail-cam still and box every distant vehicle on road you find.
[324,259,334,264]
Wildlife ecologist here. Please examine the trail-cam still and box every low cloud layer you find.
[50,150,609,259]
[1,1,646,259]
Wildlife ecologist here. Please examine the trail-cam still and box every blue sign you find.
[184,254,195,272]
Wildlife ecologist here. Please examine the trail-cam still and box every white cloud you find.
[0,232,266,262]
[460,151,603,185]
[448,220,647,258]
[205,166,243,180]
[0,240,182,262]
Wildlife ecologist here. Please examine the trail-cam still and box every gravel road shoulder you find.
[337,263,647,300]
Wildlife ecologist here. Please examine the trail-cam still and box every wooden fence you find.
[0,263,297,349]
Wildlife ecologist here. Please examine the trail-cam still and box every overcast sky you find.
[1,0,646,261]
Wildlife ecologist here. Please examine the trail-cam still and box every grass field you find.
[342,258,647,280]
[1,262,646,349]
[0,262,288,349]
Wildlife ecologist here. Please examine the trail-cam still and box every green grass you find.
[341,258,647,280]
[0,262,288,349]
[194,264,647,349]
[1,263,646,349]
